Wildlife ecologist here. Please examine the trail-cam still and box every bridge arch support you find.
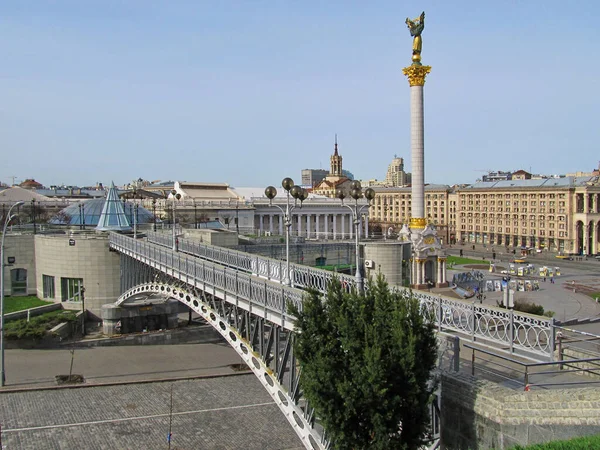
[117,282,324,450]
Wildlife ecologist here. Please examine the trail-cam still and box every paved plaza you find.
[0,375,303,450]
[444,248,600,325]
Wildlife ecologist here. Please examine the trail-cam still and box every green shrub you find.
[513,299,545,316]
[4,310,78,341]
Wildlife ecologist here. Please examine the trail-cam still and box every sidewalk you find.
[1,342,242,390]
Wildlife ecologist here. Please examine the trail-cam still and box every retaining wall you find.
[441,370,600,449]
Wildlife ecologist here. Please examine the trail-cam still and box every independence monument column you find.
[400,12,447,288]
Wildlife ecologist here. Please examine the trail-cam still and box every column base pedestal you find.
[412,283,429,290]
[436,282,449,288]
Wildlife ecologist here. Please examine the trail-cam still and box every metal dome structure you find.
[49,195,156,228]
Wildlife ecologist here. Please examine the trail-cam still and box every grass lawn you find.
[4,296,53,314]
[319,264,354,272]
[587,291,600,301]
[447,255,490,266]
[510,434,600,449]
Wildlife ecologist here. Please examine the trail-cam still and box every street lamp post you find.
[171,190,181,251]
[264,178,307,286]
[31,199,36,235]
[152,199,157,232]
[336,181,375,293]
[194,200,197,230]
[235,201,240,234]
[1,200,25,386]
[133,189,138,239]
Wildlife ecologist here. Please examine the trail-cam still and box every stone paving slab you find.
[0,376,303,450]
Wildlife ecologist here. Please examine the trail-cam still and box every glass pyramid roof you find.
[49,197,156,227]
[96,182,132,231]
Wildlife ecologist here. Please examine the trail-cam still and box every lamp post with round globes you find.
[264,178,308,286]
[336,181,376,293]
[1,200,24,386]
[171,190,181,251]
[152,199,157,232]
[132,189,139,239]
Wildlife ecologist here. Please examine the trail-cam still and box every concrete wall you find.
[440,370,600,449]
[363,241,410,286]
[35,232,121,318]
[183,229,238,247]
[2,233,37,296]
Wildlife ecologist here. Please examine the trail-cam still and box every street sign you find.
[69,239,75,246]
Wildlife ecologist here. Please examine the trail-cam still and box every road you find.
[2,342,243,389]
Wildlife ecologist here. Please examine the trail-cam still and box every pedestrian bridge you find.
[109,231,555,449]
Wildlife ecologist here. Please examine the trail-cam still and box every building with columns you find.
[243,190,370,240]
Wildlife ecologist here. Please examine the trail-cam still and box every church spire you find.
[334,133,338,156]
[330,134,343,177]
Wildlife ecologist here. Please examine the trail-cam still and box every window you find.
[10,268,27,295]
[43,275,55,299]
[61,277,84,302]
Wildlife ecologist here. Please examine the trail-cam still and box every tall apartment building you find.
[385,156,411,186]
[361,155,411,187]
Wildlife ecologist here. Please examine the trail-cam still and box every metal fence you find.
[147,231,357,294]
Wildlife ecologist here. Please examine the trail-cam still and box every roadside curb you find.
[0,370,253,394]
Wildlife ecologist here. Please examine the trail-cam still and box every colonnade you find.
[256,211,369,240]
[411,257,447,287]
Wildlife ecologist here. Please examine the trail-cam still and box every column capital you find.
[402,65,431,87]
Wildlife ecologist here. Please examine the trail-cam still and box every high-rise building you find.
[385,156,412,186]
[301,169,328,187]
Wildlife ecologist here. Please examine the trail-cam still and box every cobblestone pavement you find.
[0,375,303,450]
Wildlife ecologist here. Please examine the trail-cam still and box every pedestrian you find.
[493,252,496,260]
[543,276,546,282]
[550,277,554,284]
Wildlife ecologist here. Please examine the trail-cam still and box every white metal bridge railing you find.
[109,232,304,330]
[114,233,556,360]
[146,231,357,294]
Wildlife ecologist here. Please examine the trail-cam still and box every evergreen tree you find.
[291,275,438,449]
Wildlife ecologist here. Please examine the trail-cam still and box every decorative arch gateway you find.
[116,281,326,450]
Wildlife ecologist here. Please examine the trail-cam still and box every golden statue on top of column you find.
[405,11,425,65]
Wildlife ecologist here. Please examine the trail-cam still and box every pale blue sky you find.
[1,1,599,188]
